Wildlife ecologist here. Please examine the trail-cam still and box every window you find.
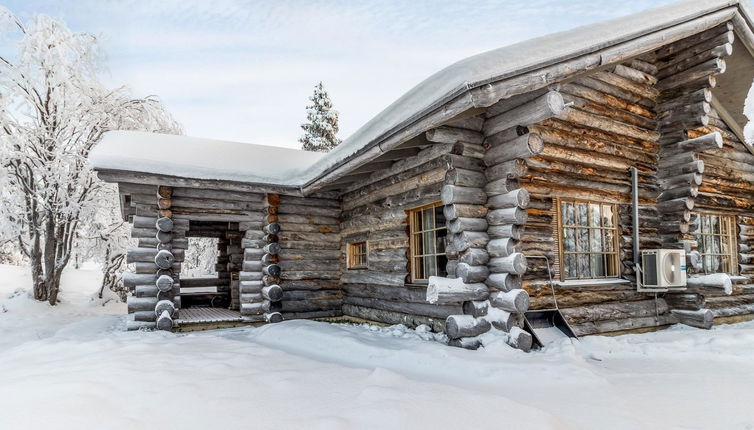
[557,199,620,280]
[697,213,738,274]
[408,202,448,282]
[347,241,368,269]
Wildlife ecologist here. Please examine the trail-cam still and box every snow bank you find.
[3,263,754,429]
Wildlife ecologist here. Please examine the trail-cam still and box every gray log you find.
[487,208,527,225]
[448,336,483,350]
[241,301,271,315]
[445,315,492,339]
[486,310,521,332]
[484,178,519,196]
[485,159,528,180]
[506,327,533,352]
[448,217,488,234]
[155,299,176,317]
[156,217,174,232]
[484,133,544,166]
[485,273,522,292]
[443,204,487,220]
[426,276,489,304]
[483,91,566,136]
[456,262,490,283]
[450,231,489,253]
[486,189,530,210]
[154,249,175,269]
[459,248,490,266]
[426,126,484,144]
[155,310,173,331]
[445,168,487,188]
[133,311,156,322]
[441,185,487,205]
[127,320,156,331]
[489,289,530,312]
[487,224,522,240]
[262,284,284,302]
[487,237,518,258]
[488,253,527,275]
[127,296,158,313]
[462,300,489,318]
[671,309,713,330]
[155,274,174,292]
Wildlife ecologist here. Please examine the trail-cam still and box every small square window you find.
[348,242,368,269]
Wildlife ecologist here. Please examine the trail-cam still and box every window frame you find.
[347,241,368,270]
[696,212,738,275]
[407,201,448,283]
[556,197,621,282]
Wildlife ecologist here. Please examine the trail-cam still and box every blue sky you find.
[5,0,681,149]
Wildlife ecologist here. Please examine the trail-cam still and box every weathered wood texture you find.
[272,193,343,317]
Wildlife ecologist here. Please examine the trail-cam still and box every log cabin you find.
[90,0,754,351]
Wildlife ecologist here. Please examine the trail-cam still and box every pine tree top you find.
[299,82,341,153]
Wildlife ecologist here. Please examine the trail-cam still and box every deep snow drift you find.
[1,263,754,430]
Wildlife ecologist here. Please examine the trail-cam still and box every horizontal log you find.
[506,327,533,352]
[487,224,522,240]
[488,253,527,275]
[483,91,566,136]
[448,217,488,234]
[448,336,483,350]
[241,301,271,315]
[445,315,491,339]
[441,185,487,206]
[485,273,522,292]
[487,238,518,258]
[485,159,529,181]
[127,296,158,313]
[664,293,705,311]
[126,247,184,263]
[489,289,530,313]
[561,299,668,325]
[426,276,489,304]
[671,309,713,329]
[486,189,530,210]
[686,273,732,295]
[449,231,489,253]
[487,208,527,225]
[462,300,489,318]
[426,126,484,144]
[459,248,490,266]
[443,204,487,220]
[455,263,490,283]
[342,304,444,332]
[343,296,461,320]
[484,133,544,166]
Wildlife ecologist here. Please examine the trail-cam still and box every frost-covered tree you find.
[0,10,181,304]
[299,82,341,152]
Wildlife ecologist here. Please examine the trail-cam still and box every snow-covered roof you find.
[89,131,325,185]
[90,0,754,189]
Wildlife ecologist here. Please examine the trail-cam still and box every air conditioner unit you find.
[639,249,687,292]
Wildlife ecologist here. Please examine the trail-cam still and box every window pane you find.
[591,254,605,277]
[562,202,574,225]
[576,203,588,226]
[577,254,590,278]
[590,203,601,228]
[559,200,619,280]
[577,228,589,253]
[564,228,576,252]
[602,205,614,227]
[603,230,615,253]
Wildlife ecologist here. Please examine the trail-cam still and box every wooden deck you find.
[174,308,262,332]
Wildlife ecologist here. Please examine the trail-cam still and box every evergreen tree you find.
[299,82,341,152]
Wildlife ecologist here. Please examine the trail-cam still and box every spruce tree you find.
[299,82,341,152]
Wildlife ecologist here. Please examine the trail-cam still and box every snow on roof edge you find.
[90,0,754,190]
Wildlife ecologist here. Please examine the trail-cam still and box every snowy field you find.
[1,264,754,430]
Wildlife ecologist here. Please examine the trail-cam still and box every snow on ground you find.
[1,263,754,430]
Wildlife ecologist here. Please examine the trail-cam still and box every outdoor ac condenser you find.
[639,249,687,292]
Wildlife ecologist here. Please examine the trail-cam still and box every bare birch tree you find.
[0,10,181,304]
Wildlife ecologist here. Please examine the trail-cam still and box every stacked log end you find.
[239,193,280,323]
[126,185,180,331]
[430,125,494,348]
[654,22,732,254]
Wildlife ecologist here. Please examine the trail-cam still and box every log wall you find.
[338,135,481,331]
[271,193,342,320]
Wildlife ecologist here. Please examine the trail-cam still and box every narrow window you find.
[697,213,738,274]
[347,241,368,269]
[557,199,620,280]
[408,202,447,282]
